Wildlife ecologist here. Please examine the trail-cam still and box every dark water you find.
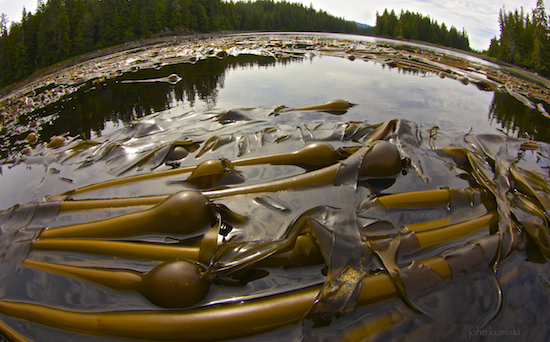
[0,34,550,342]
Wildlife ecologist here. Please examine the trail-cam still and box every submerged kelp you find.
[1,34,550,341]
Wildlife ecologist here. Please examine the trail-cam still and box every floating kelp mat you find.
[0,33,550,342]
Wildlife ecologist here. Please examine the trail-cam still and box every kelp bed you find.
[1,34,550,341]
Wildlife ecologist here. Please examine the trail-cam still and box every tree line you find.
[374,9,471,51]
[487,0,550,77]
[0,0,365,87]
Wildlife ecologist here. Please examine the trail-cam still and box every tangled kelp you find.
[1,34,550,341]
[0,93,549,340]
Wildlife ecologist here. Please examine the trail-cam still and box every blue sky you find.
[0,0,546,51]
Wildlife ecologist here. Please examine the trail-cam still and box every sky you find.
[0,0,546,51]
[299,0,546,51]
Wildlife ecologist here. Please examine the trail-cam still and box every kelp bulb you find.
[292,142,337,167]
[141,259,210,308]
[189,159,227,179]
[168,146,188,161]
[360,141,402,178]
[152,191,214,234]
[46,136,65,148]
[24,132,37,143]
[322,99,356,110]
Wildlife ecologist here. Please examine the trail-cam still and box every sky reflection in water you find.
[0,36,550,342]
[197,54,495,132]
[2,48,548,161]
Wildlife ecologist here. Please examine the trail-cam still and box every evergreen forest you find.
[0,0,364,87]
[2,0,550,89]
[374,9,471,51]
[487,0,550,77]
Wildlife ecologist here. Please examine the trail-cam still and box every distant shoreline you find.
[2,31,548,100]
[0,32,230,98]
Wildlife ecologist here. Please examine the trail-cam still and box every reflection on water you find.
[18,55,295,146]
[490,91,550,142]
[3,43,550,160]
[1,34,550,342]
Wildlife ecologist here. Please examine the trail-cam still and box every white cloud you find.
[303,0,547,50]
[0,0,37,24]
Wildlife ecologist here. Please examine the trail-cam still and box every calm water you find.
[1,34,550,342]
[2,43,549,161]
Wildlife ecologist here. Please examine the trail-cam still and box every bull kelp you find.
[1,33,550,341]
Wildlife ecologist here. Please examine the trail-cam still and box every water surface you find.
[0,33,549,342]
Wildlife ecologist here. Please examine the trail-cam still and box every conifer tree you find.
[0,0,364,87]
[487,1,550,77]
[373,9,470,51]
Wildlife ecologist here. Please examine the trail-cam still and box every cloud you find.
[304,0,548,50]
[0,0,37,23]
